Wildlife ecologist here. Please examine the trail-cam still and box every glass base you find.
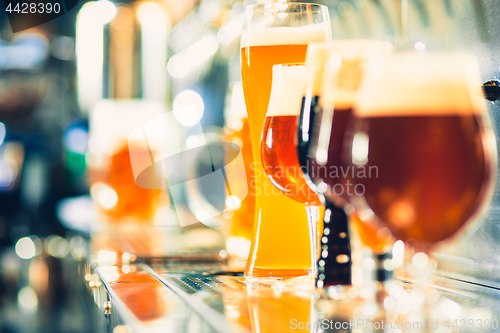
[244,267,313,280]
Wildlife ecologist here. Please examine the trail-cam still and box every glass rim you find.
[246,2,328,14]
[354,52,487,118]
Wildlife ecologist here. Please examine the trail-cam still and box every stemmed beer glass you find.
[261,64,323,276]
[241,3,331,278]
[345,53,497,267]
[304,41,394,287]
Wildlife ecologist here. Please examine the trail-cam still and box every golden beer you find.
[224,116,255,241]
[241,20,330,277]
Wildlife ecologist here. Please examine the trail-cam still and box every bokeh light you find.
[45,235,69,258]
[18,286,38,311]
[173,90,205,127]
[15,237,36,260]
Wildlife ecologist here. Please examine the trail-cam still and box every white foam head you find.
[355,53,486,117]
[266,65,306,117]
[240,23,330,48]
[307,40,394,101]
[305,42,334,96]
[328,40,393,58]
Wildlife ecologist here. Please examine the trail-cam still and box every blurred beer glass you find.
[306,40,393,287]
[223,82,255,259]
[346,53,497,251]
[343,53,497,306]
[87,100,172,224]
[241,2,331,279]
[298,43,392,262]
[79,0,171,225]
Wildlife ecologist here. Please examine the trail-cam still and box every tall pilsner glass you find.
[241,3,331,278]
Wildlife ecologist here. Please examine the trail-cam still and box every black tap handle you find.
[316,201,351,287]
[483,80,500,101]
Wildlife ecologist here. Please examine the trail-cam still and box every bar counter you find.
[84,224,500,333]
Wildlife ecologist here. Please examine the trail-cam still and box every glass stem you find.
[305,205,320,276]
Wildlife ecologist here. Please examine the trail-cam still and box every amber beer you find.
[351,54,496,248]
[315,106,355,202]
[305,42,395,255]
[241,23,330,277]
[90,145,162,222]
[309,41,393,203]
[261,65,321,205]
[109,145,162,220]
[261,65,323,265]
[354,115,490,244]
[262,115,322,204]
[299,42,393,285]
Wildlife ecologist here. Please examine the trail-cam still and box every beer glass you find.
[87,100,170,224]
[261,65,323,275]
[345,53,497,251]
[241,3,331,278]
[305,41,393,286]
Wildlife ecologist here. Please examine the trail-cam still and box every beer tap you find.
[483,80,500,101]
[316,202,351,288]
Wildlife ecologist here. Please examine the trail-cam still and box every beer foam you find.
[307,40,394,106]
[329,40,393,57]
[240,23,330,48]
[355,53,486,117]
[305,42,333,96]
[322,56,365,109]
[266,65,306,117]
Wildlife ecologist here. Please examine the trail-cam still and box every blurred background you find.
[1,0,500,332]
